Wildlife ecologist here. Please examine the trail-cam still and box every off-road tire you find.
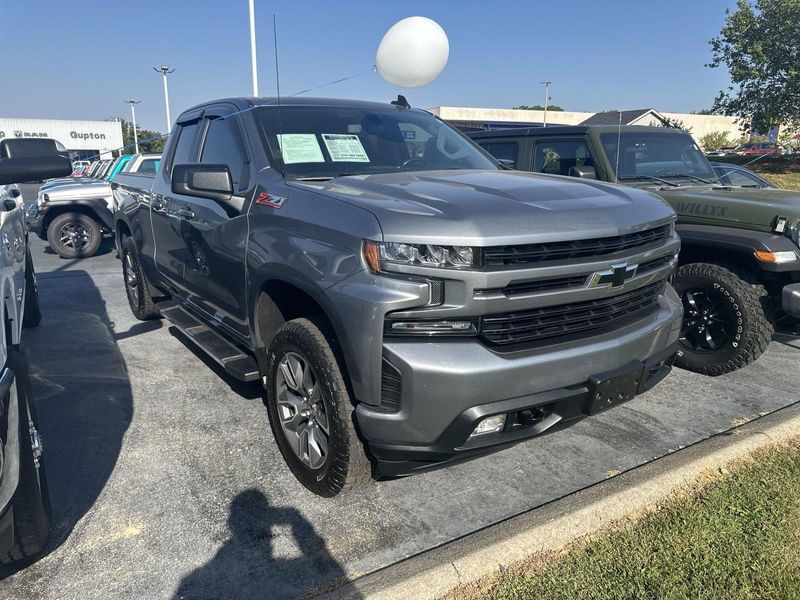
[266,318,372,497]
[46,212,102,259]
[1,347,51,564]
[673,262,773,376]
[22,249,41,329]
[121,236,159,320]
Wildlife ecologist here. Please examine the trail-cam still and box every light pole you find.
[153,65,175,134]
[541,81,551,128]
[124,100,141,154]
[248,0,259,96]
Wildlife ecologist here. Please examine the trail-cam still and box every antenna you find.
[614,111,622,184]
[273,14,285,178]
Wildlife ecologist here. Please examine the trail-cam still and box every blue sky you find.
[1,0,737,132]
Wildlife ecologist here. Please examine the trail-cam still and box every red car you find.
[734,142,783,156]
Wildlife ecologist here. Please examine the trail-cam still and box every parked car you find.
[705,146,736,157]
[0,137,72,563]
[733,142,782,156]
[27,153,160,258]
[711,162,775,188]
[71,160,90,176]
[113,97,682,496]
[471,125,800,375]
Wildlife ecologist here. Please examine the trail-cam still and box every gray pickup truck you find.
[27,153,160,258]
[113,97,682,496]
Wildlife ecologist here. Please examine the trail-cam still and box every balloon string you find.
[290,66,377,97]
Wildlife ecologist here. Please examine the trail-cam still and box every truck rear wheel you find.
[46,212,102,259]
[1,347,51,564]
[121,236,159,321]
[673,262,773,376]
[266,318,372,497]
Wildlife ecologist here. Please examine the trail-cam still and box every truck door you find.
[174,110,251,340]
[1,188,26,336]
[150,118,202,291]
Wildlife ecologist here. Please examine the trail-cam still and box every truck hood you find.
[647,184,800,229]
[294,170,676,246]
[44,180,111,201]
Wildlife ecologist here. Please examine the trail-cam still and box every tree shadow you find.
[0,269,132,578]
[173,489,356,600]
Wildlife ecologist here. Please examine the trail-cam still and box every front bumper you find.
[782,283,800,317]
[25,208,45,239]
[357,287,683,476]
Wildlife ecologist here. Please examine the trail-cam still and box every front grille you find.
[482,225,671,267]
[480,281,663,348]
[475,254,676,298]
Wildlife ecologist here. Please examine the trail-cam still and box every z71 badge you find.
[255,192,287,209]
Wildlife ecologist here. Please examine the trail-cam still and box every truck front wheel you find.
[46,212,102,259]
[266,318,372,497]
[673,263,773,376]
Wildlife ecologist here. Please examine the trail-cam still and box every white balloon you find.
[376,17,449,88]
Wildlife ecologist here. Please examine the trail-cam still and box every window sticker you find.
[322,134,371,162]
[276,134,325,164]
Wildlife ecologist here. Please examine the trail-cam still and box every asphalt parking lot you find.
[2,184,800,600]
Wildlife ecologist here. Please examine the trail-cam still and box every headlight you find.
[36,192,48,206]
[789,221,800,247]
[363,240,476,271]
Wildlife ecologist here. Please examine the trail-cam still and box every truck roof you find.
[468,125,687,139]
[178,96,428,120]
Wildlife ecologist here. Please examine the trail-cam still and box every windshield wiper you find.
[618,175,679,187]
[659,172,715,184]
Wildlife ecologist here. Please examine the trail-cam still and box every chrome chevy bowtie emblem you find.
[589,263,638,289]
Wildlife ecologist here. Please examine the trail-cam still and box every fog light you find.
[471,414,506,436]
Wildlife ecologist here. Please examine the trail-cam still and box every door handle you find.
[151,196,166,211]
[177,206,196,220]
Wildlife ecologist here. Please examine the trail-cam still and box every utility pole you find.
[124,100,141,153]
[541,81,551,128]
[153,65,175,134]
[248,0,259,96]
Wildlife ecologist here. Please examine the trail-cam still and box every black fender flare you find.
[44,197,114,231]
[677,223,799,273]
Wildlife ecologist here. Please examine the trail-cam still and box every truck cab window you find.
[200,118,247,189]
[479,142,519,164]
[533,140,593,175]
[170,121,201,173]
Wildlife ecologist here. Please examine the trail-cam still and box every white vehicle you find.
[0,138,72,563]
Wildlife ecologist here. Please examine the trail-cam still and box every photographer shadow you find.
[174,489,357,600]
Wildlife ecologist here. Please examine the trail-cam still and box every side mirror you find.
[497,158,516,169]
[0,139,72,185]
[172,163,234,202]
[568,165,597,180]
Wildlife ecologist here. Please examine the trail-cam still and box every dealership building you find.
[0,117,124,161]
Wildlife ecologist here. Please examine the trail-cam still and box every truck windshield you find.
[599,131,716,182]
[255,105,497,179]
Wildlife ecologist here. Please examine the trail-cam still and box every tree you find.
[512,104,565,111]
[708,0,800,132]
[658,116,691,132]
[693,108,717,115]
[116,118,167,154]
[699,130,734,151]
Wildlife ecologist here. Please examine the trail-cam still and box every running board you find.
[158,301,260,382]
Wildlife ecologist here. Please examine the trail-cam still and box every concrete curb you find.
[321,401,800,600]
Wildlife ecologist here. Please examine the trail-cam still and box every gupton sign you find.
[0,130,107,140]
[0,118,123,155]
